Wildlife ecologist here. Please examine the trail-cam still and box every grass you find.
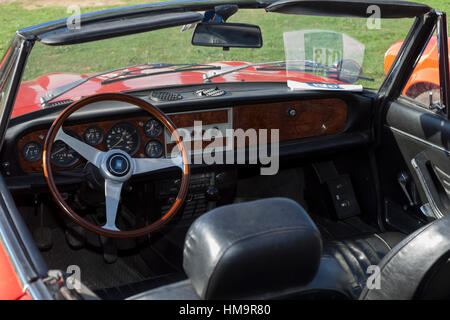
[2,0,449,88]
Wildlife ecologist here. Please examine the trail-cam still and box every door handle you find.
[411,152,450,219]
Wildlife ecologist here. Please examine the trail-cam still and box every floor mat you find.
[40,228,150,290]
[234,167,379,241]
[95,272,187,300]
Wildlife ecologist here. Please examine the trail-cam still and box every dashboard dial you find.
[144,140,163,158]
[83,126,104,146]
[105,122,140,155]
[143,118,163,138]
[51,130,81,168]
[22,141,42,162]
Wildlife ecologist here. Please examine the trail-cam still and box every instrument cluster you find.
[19,117,165,170]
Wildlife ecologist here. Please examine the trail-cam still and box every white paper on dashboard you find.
[287,80,364,92]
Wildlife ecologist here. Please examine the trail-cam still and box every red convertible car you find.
[1,0,450,302]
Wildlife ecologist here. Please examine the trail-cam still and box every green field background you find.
[0,0,446,87]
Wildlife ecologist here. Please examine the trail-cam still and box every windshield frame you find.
[1,1,440,127]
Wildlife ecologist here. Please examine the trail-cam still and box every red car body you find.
[0,241,30,300]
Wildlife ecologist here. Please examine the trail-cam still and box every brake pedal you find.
[100,236,117,264]
[34,226,53,251]
[65,225,86,249]
[33,199,53,251]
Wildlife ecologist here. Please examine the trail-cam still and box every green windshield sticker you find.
[283,30,365,83]
[304,31,343,66]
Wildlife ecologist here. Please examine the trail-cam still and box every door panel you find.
[378,98,450,230]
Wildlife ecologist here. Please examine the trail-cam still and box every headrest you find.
[183,197,322,299]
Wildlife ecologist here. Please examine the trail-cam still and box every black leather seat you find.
[129,198,323,300]
[360,214,450,300]
[127,198,406,300]
[324,232,405,298]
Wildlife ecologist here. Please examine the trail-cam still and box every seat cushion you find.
[324,232,405,298]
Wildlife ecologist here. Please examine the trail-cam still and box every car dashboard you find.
[2,82,375,192]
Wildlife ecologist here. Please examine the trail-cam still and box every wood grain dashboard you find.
[17,98,347,173]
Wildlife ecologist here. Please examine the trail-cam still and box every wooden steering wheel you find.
[43,93,190,238]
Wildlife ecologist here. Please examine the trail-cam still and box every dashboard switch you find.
[287,107,297,118]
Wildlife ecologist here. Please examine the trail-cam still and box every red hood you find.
[13,61,341,118]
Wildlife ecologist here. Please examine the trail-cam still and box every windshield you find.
[16,9,414,114]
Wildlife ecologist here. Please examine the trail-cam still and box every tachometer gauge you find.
[105,122,140,155]
[51,130,81,168]
[144,140,163,158]
[22,141,42,162]
[143,118,163,138]
[83,126,104,146]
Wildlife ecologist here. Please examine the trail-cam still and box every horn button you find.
[100,150,134,181]
[107,154,130,176]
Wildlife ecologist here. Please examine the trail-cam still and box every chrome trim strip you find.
[373,233,392,250]
[386,125,450,155]
[411,158,444,219]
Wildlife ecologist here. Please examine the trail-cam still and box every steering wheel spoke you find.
[103,179,123,231]
[133,153,184,175]
[55,128,103,167]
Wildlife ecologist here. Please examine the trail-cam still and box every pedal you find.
[100,236,117,264]
[33,226,53,251]
[65,225,86,249]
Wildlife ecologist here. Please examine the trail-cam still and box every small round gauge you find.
[105,122,140,155]
[143,118,163,138]
[83,126,104,146]
[51,131,81,168]
[145,140,163,158]
[22,141,42,162]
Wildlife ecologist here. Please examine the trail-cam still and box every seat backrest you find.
[182,197,323,299]
[360,214,450,300]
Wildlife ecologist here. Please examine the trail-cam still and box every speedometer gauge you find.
[51,130,81,168]
[105,122,140,155]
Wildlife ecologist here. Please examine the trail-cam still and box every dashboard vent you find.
[149,91,183,102]
[195,87,226,97]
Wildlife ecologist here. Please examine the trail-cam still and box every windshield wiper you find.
[41,63,220,107]
[100,63,220,85]
[203,60,286,82]
[202,60,374,83]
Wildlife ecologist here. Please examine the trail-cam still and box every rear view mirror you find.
[191,23,263,49]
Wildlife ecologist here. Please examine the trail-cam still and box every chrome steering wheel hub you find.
[100,149,134,182]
